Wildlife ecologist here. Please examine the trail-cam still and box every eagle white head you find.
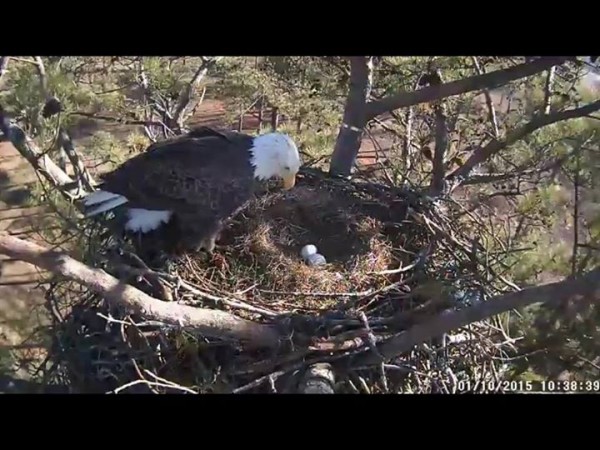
[249,132,301,189]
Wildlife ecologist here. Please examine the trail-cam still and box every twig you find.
[259,288,373,298]
[174,278,279,318]
[543,66,556,115]
[57,127,96,192]
[143,369,192,390]
[471,57,500,139]
[232,369,290,393]
[572,149,580,276]
[358,311,384,361]
[0,57,9,83]
[369,261,417,275]
[109,379,197,394]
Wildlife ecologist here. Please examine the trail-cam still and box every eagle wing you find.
[98,131,257,220]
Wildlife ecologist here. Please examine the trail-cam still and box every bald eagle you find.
[81,127,301,255]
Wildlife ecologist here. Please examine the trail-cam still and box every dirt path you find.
[0,142,51,351]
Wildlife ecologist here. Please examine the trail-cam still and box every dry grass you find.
[182,182,407,311]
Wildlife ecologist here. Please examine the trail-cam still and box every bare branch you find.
[449,99,600,180]
[366,57,569,120]
[0,233,282,349]
[543,66,556,115]
[429,95,448,196]
[471,57,500,138]
[57,128,96,192]
[427,113,448,195]
[357,266,600,365]
[0,57,9,83]
[171,57,221,128]
[572,150,581,275]
[0,109,82,198]
[33,56,49,100]
[459,147,576,186]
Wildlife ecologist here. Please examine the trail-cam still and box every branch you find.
[0,57,9,83]
[357,266,600,365]
[449,99,600,180]
[429,105,448,196]
[471,57,500,138]
[171,57,221,128]
[543,66,556,115]
[0,108,82,198]
[428,70,449,196]
[572,150,581,276]
[33,56,49,100]
[0,233,281,349]
[458,147,576,186]
[365,57,569,120]
[57,128,96,192]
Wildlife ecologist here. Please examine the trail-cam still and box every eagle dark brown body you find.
[82,127,301,259]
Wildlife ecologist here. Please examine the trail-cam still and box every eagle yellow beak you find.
[282,173,296,190]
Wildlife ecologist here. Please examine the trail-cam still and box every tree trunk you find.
[429,103,448,196]
[329,57,373,177]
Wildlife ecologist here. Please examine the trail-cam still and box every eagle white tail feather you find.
[125,208,172,233]
[82,189,172,233]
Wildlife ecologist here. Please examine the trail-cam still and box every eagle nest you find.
[40,168,510,394]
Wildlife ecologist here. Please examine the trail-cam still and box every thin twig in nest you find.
[369,261,418,275]
[109,379,197,394]
[259,288,374,298]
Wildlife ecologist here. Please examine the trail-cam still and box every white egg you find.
[300,244,318,259]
